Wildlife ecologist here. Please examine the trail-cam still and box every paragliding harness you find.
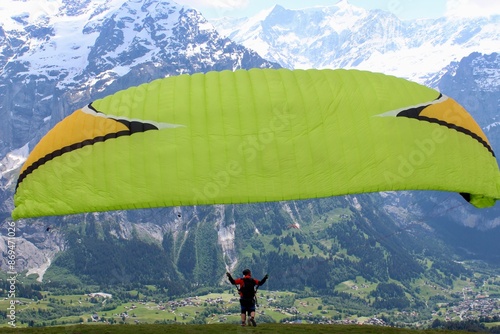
[236,277,260,308]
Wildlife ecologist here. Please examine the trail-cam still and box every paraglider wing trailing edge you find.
[12,69,500,219]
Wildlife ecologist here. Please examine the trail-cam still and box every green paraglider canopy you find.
[12,68,500,219]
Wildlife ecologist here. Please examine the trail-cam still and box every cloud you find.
[180,0,249,10]
[446,0,500,17]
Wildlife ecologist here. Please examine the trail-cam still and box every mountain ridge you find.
[210,3,499,83]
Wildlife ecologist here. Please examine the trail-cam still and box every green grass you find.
[0,294,95,315]
[485,322,500,328]
[334,276,377,298]
[0,323,472,334]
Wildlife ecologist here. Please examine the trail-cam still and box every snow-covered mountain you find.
[211,1,499,84]
[0,0,274,86]
[0,0,278,158]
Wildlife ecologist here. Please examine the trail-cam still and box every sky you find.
[178,0,500,20]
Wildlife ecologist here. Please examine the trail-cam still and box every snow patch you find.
[0,143,29,181]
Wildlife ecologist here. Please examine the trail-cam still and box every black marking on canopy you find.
[86,103,159,133]
[15,103,159,190]
[396,94,495,157]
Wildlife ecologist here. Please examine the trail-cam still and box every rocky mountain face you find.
[0,1,498,288]
[31,195,477,298]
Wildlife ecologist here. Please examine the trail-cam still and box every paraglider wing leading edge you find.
[12,69,500,219]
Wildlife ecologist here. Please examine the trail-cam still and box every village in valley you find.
[3,273,499,328]
[79,287,500,327]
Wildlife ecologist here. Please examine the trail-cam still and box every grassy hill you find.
[0,323,475,334]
